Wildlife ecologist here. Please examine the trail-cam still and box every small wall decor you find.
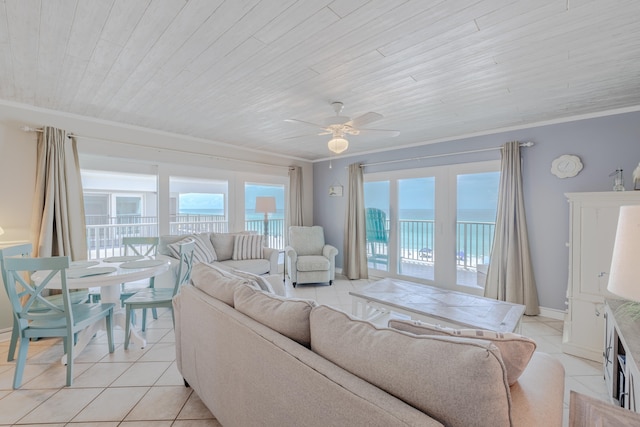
[328,185,343,197]
[551,154,583,178]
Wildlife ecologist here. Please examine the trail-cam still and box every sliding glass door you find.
[364,161,499,292]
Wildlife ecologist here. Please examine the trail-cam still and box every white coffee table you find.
[350,278,525,333]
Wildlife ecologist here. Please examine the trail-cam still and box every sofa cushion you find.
[388,319,536,385]
[234,285,316,347]
[232,234,264,260]
[310,305,512,427]
[190,263,258,307]
[296,255,330,272]
[211,232,250,261]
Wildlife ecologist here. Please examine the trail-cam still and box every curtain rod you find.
[21,125,293,170]
[360,141,534,168]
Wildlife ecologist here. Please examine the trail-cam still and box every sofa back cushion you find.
[190,263,258,307]
[388,319,536,385]
[234,285,316,347]
[310,305,512,427]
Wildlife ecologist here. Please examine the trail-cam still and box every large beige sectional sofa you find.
[174,263,565,427]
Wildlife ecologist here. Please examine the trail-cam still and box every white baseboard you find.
[538,306,566,321]
[0,329,12,342]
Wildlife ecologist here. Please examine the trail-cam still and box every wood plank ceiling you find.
[0,0,638,161]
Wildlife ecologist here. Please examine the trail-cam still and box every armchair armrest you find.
[262,247,279,274]
[323,245,338,259]
[284,246,298,283]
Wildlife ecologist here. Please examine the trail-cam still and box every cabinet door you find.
[604,307,620,403]
[579,205,620,299]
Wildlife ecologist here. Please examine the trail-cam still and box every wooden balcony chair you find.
[3,256,114,388]
[0,244,88,362]
[123,239,194,349]
[365,208,389,269]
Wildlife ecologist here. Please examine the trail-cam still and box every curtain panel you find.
[30,127,87,260]
[484,141,540,315]
[288,166,304,228]
[343,163,368,279]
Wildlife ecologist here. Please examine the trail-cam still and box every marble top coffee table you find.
[349,278,526,333]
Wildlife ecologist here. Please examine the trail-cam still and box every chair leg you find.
[329,280,333,286]
[13,336,30,389]
[125,305,132,350]
[152,307,158,320]
[7,319,18,362]
[106,310,115,353]
[65,332,74,386]
[142,308,147,332]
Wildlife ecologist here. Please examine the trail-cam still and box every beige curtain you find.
[288,166,303,227]
[31,127,87,260]
[484,141,539,315]
[343,163,368,279]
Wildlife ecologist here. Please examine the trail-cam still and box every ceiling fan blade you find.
[358,128,401,137]
[347,112,383,128]
[284,118,325,129]
[281,133,320,140]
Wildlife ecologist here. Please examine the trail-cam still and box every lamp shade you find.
[607,205,640,301]
[255,196,276,214]
[328,137,349,154]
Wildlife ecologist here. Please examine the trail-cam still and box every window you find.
[364,161,499,292]
[245,183,285,249]
[169,177,228,234]
[81,170,158,259]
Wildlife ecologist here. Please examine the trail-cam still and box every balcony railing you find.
[367,219,495,270]
[86,215,286,259]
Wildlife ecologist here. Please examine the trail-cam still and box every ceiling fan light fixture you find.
[328,137,349,154]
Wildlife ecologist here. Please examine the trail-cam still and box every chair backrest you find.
[173,239,195,296]
[288,226,326,256]
[365,208,388,244]
[3,256,72,327]
[123,237,159,257]
[0,243,33,287]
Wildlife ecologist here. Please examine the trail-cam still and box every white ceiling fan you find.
[285,101,400,154]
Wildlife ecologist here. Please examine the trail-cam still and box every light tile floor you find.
[0,276,609,426]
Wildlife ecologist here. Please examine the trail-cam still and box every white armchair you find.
[285,226,338,287]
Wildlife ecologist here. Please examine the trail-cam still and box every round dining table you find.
[37,256,170,361]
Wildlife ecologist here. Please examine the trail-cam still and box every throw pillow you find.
[167,234,216,264]
[191,233,217,262]
[234,285,316,347]
[388,319,536,385]
[232,234,264,260]
[191,263,259,306]
[211,232,251,261]
[231,269,275,293]
[311,305,511,427]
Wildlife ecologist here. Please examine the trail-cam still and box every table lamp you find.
[255,197,276,242]
[607,205,640,316]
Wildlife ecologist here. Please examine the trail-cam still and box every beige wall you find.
[0,101,313,334]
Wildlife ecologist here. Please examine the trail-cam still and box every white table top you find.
[36,257,170,290]
[350,278,525,332]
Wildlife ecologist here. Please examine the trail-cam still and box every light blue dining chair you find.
[0,243,88,362]
[3,256,115,388]
[123,239,194,349]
